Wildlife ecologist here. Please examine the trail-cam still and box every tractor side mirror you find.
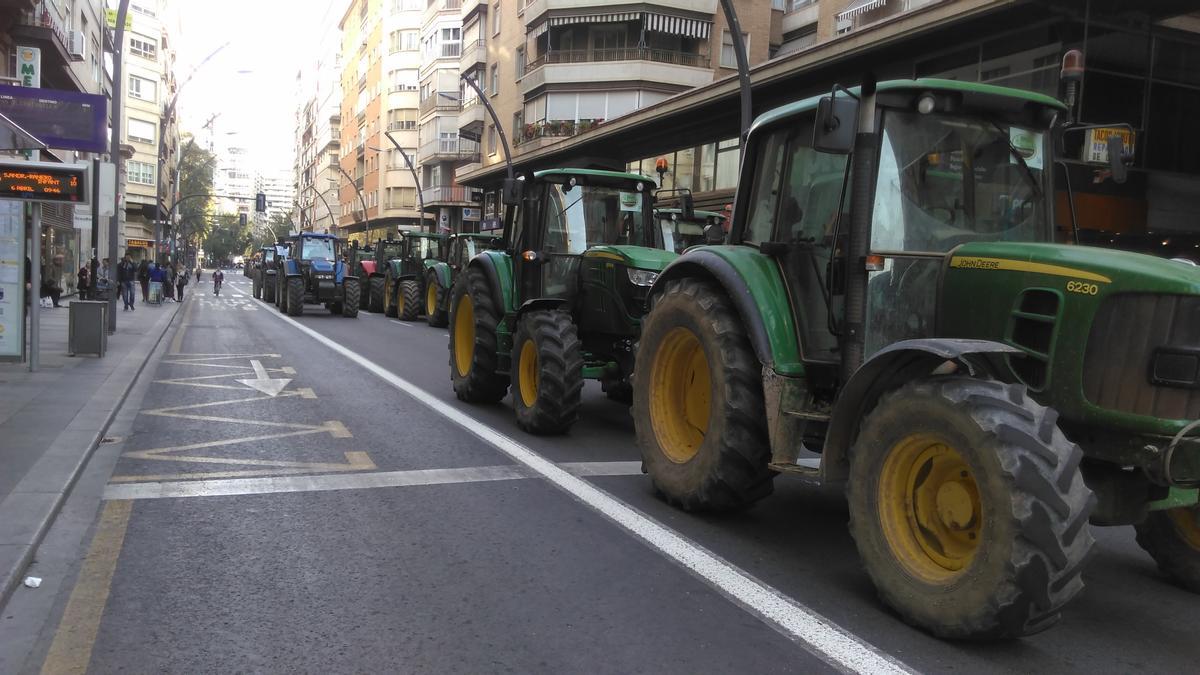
[680,192,695,221]
[813,95,858,155]
[502,178,524,206]
[1107,135,1128,184]
[703,221,725,245]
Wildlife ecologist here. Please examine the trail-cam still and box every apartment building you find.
[254,169,296,233]
[295,0,345,234]
[119,0,180,262]
[377,0,424,233]
[4,0,116,291]
[212,143,254,219]
[337,0,383,243]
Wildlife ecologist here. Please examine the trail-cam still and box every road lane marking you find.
[259,300,914,675]
[168,297,197,354]
[39,500,133,675]
[390,320,411,327]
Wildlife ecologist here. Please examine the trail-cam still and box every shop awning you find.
[549,12,640,27]
[645,12,711,40]
[837,0,890,20]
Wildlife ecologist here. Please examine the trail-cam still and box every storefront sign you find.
[463,207,480,220]
[126,238,154,248]
[1084,127,1136,165]
[0,201,26,360]
[17,46,39,88]
[0,85,109,153]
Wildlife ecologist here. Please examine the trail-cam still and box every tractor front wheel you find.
[369,276,386,313]
[847,377,1094,639]
[1135,505,1200,593]
[512,311,584,434]
[399,279,421,321]
[425,273,448,327]
[384,277,398,317]
[449,267,508,403]
[632,278,774,512]
[342,278,360,318]
[253,276,261,299]
[263,275,276,303]
[286,277,304,316]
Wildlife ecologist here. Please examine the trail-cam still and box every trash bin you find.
[68,300,107,357]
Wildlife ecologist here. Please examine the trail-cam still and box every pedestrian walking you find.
[175,264,188,301]
[41,253,65,308]
[195,266,202,284]
[96,258,111,300]
[76,262,90,300]
[148,262,165,304]
[137,259,150,302]
[165,263,176,302]
[117,254,137,311]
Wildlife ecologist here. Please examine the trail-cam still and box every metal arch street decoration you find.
[0,85,107,153]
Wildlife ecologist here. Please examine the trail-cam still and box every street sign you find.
[0,159,88,203]
[1084,127,1136,165]
[126,238,154,248]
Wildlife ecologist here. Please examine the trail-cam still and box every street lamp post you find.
[374,136,428,232]
[106,0,131,333]
[334,164,370,244]
[303,184,337,233]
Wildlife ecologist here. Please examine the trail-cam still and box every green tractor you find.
[276,232,360,318]
[251,242,287,303]
[423,232,501,328]
[631,76,1200,639]
[448,169,677,433]
[353,238,405,313]
[382,230,446,321]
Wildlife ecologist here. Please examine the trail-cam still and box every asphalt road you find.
[2,273,1197,673]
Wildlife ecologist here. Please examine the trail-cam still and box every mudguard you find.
[517,297,568,318]
[426,260,452,289]
[468,250,514,314]
[820,338,1022,482]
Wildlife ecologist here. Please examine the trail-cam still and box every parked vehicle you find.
[422,232,500,327]
[277,233,360,318]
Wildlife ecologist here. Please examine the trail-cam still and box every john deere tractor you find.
[448,169,678,433]
[277,232,360,318]
[252,242,287,303]
[631,76,1200,639]
[382,230,446,321]
[423,232,500,327]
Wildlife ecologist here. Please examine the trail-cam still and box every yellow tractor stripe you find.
[949,256,1112,284]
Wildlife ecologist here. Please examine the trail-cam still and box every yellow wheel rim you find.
[878,434,982,583]
[1167,506,1200,550]
[518,339,538,407]
[398,285,405,315]
[648,327,711,464]
[384,278,392,311]
[453,294,475,377]
[427,283,438,316]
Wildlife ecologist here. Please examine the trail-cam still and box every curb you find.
[0,301,184,606]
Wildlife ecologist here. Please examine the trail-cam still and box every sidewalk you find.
[0,294,182,603]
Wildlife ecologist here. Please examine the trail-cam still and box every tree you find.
[175,135,217,265]
[203,213,253,264]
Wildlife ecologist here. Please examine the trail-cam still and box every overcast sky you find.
[169,0,342,177]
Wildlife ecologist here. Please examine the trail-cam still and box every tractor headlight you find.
[626,268,659,287]
[317,274,334,280]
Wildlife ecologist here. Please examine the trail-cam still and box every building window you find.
[130,35,157,60]
[720,31,750,69]
[128,118,156,144]
[131,3,156,18]
[387,187,415,209]
[390,29,419,52]
[388,108,418,130]
[516,46,526,79]
[389,68,418,91]
[487,124,496,155]
[128,161,155,186]
[489,64,498,95]
[129,75,156,101]
[492,2,500,36]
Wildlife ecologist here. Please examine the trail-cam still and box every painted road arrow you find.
[236,359,292,397]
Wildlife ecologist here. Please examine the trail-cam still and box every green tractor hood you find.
[584,245,678,271]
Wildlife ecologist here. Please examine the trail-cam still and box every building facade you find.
[294,0,346,235]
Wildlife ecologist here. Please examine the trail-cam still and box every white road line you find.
[258,299,913,675]
[390,320,411,327]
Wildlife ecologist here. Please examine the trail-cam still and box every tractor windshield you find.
[545,184,648,254]
[658,215,710,254]
[379,243,404,260]
[408,236,442,261]
[300,237,336,261]
[263,249,274,262]
[871,111,1050,253]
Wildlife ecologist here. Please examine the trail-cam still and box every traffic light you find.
[239,212,247,227]
[255,192,266,212]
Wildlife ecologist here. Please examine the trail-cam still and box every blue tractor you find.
[278,233,360,318]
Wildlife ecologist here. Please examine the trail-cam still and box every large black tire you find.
[399,279,421,321]
[449,267,509,403]
[369,276,386,313]
[342,278,360,318]
[263,274,276,304]
[253,275,261,299]
[512,311,584,434]
[846,377,1094,639]
[384,276,399,318]
[286,277,304,317]
[425,272,449,327]
[603,380,633,405]
[1134,505,1200,592]
[632,278,774,512]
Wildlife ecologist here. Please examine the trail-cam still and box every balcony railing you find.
[524,47,708,73]
[515,118,605,146]
[16,1,70,57]
[419,137,480,160]
[419,94,461,115]
[461,38,486,63]
[387,121,417,131]
[421,185,475,205]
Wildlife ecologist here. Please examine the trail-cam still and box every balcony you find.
[421,185,478,207]
[418,137,480,164]
[457,98,485,140]
[782,0,819,34]
[520,48,712,95]
[424,0,462,24]
[514,118,605,147]
[460,38,486,68]
[461,0,487,20]
[11,1,81,90]
[522,0,715,25]
[419,93,461,116]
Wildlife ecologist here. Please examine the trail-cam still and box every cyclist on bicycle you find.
[212,268,224,296]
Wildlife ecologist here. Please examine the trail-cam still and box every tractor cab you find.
[655,208,725,254]
[399,231,446,272]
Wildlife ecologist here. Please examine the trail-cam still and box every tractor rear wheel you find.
[253,276,261,299]
[263,275,276,303]
[342,278,360,318]
[425,273,448,327]
[1134,505,1200,593]
[286,277,304,316]
[632,278,773,512]
[449,267,508,403]
[369,276,385,313]
[846,377,1094,639]
[399,279,421,321]
[384,277,398,317]
[512,311,584,434]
